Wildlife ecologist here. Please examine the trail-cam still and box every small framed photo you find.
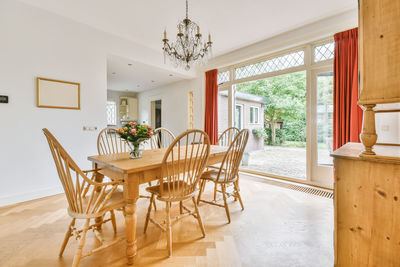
[37,77,80,110]
[120,98,128,105]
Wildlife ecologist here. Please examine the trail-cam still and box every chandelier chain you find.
[186,0,188,20]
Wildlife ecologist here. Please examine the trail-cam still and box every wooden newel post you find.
[359,104,377,156]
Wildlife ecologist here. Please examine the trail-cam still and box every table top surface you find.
[330,142,400,164]
[88,145,228,174]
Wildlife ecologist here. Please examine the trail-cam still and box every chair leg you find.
[59,218,75,257]
[152,196,157,211]
[166,201,172,257]
[197,179,205,205]
[179,201,183,215]
[144,193,154,234]
[110,210,117,233]
[221,184,231,224]
[213,182,218,201]
[192,197,206,237]
[201,179,206,192]
[233,182,238,201]
[233,182,244,210]
[72,219,90,267]
[148,181,157,210]
[234,175,240,201]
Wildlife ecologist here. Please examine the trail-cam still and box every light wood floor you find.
[0,175,333,267]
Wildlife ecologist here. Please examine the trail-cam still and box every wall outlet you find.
[0,95,8,103]
[83,126,98,131]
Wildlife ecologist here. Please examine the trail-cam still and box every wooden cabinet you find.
[119,96,138,122]
[359,0,400,105]
[358,0,400,155]
[127,97,138,121]
[332,143,400,266]
[333,1,400,265]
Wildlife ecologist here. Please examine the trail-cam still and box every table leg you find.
[124,173,139,265]
[93,163,105,230]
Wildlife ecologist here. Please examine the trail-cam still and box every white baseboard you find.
[0,186,64,207]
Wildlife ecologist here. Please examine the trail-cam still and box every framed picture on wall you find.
[37,77,80,109]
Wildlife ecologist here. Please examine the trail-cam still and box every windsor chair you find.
[43,128,125,266]
[97,127,130,155]
[217,127,240,147]
[197,129,249,223]
[150,127,175,150]
[210,127,240,200]
[143,129,210,257]
[97,127,157,210]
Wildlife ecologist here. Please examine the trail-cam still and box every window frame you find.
[217,70,230,85]
[313,41,335,63]
[215,37,335,189]
[106,100,117,126]
[217,38,334,91]
[249,106,260,124]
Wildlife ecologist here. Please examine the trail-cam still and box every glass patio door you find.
[234,71,307,181]
[310,67,334,187]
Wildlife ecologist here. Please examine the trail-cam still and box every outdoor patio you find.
[241,145,332,180]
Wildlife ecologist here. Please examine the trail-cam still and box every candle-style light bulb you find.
[179,24,182,34]
[197,26,200,35]
[208,34,211,43]
[163,30,167,39]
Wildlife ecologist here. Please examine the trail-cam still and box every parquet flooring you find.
[0,175,333,267]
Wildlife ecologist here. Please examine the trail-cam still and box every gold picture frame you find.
[37,77,80,110]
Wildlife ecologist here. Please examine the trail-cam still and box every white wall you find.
[137,77,203,137]
[0,0,191,206]
[376,113,400,144]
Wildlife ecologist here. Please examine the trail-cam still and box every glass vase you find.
[129,142,144,159]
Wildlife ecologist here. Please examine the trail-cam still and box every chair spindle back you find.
[150,127,175,149]
[216,129,249,183]
[160,129,210,200]
[97,127,129,155]
[43,128,118,216]
[217,127,240,147]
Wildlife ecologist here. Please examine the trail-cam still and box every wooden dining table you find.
[87,145,227,265]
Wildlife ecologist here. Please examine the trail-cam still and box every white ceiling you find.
[19,0,357,91]
[107,55,184,92]
[19,0,356,57]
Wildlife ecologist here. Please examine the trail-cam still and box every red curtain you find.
[204,69,218,145]
[333,28,363,151]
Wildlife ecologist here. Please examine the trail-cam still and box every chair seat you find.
[146,181,195,201]
[68,188,125,219]
[200,170,237,183]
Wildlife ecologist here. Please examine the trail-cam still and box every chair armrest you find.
[82,168,103,174]
[81,168,120,187]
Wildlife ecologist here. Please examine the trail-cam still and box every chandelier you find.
[162,0,212,70]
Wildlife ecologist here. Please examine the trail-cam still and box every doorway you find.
[234,71,307,180]
[151,100,162,129]
[310,67,334,187]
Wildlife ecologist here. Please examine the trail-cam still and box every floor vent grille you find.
[247,175,334,199]
[283,184,333,199]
